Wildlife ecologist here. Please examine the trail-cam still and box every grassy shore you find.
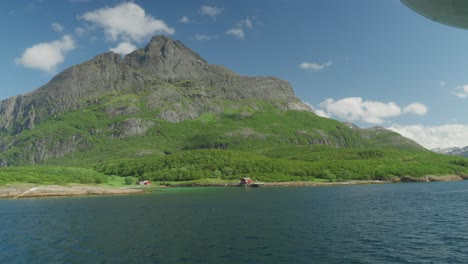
[150,174,466,187]
[1,174,466,199]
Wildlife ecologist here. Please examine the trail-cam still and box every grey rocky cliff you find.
[109,118,155,139]
[0,35,309,134]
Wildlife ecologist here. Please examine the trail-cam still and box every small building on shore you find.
[139,180,151,186]
[239,177,253,186]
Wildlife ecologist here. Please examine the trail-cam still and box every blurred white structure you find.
[401,0,468,30]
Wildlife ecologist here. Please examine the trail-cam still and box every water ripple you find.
[2,183,468,263]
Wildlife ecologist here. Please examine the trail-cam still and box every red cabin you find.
[240,177,253,186]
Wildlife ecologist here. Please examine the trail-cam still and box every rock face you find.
[28,135,88,164]
[110,118,154,139]
[0,35,308,134]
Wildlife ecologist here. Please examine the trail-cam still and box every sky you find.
[2,0,468,149]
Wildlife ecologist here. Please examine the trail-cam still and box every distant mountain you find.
[343,123,423,150]
[432,146,468,157]
[0,35,424,166]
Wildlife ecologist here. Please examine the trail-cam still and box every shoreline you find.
[165,180,388,187]
[162,174,468,187]
[1,175,465,199]
[0,184,146,199]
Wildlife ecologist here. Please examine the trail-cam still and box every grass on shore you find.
[0,166,108,186]
[158,178,241,186]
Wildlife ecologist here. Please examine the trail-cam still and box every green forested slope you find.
[1,36,466,185]
[0,79,465,184]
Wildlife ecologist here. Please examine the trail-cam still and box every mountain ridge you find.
[432,146,468,157]
[0,35,425,166]
[0,35,309,134]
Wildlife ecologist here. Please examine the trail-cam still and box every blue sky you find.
[2,0,468,149]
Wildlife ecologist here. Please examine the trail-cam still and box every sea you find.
[2,181,468,263]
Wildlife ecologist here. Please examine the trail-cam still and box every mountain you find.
[343,123,423,150]
[0,35,425,167]
[432,146,468,157]
[0,35,307,134]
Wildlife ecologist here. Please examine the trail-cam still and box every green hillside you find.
[1,36,467,186]
[0,81,467,185]
[0,81,412,166]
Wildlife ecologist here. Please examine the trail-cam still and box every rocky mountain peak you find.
[0,35,309,134]
[124,35,212,80]
[144,35,205,62]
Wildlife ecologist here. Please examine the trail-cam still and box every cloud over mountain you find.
[316,97,428,124]
[15,35,75,73]
[388,124,468,149]
[110,42,137,55]
[80,2,174,43]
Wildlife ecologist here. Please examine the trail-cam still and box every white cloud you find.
[15,35,75,73]
[319,97,401,124]
[200,6,223,17]
[300,61,333,71]
[440,81,447,87]
[403,102,428,115]
[75,27,85,36]
[388,124,468,149]
[194,34,212,41]
[51,22,64,33]
[317,97,427,125]
[239,17,253,28]
[79,2,174,43]
[179,16,190,23]
[226,17,254,40]
[110,42,137,55]
[454,84,468,98]
[315,109,330,118]
[226,28,245,39]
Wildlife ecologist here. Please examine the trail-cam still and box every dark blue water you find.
[2,182,468,263]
